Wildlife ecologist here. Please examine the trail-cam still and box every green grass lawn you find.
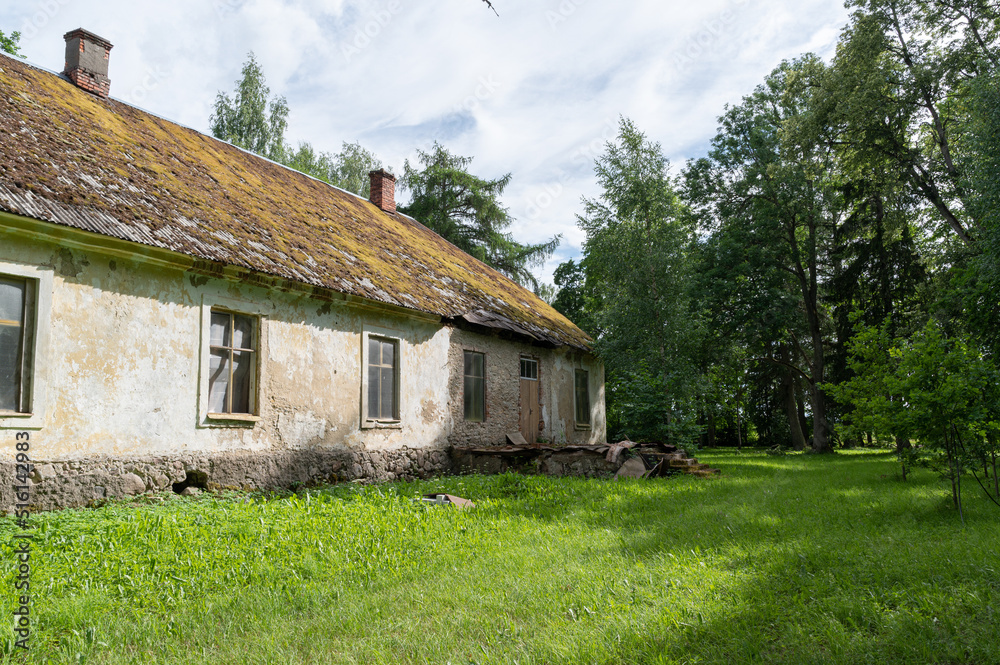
[2,449,999,664]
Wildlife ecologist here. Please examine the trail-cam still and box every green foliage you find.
[285,141,383,198]
[399,143,559,289]
[2,454,1000,663]
[210,53,290,163]
[830,319,1000,515]
[550,258,598,336]
[579,118,705,446]
[210,54,381,197]
[684,57,841,453]
[0,29,24,59]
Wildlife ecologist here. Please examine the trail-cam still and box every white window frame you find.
[361,324,403,429]
[197,295,266,427]
[0,262,52,430]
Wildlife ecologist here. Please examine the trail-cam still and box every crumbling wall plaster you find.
[447,329,606,447]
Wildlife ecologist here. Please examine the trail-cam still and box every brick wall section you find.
[66,68,111,98]
[448,328,523,446]
[369,169,396,213]
[447,327,606,447]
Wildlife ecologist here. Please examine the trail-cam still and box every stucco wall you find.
[0,228,604,510]
[447,328,606,447]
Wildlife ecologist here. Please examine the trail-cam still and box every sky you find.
[2,0,852,287]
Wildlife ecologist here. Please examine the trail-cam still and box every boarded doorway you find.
[519,357,539,444]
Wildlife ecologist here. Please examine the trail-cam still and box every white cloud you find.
[1,0,850,285]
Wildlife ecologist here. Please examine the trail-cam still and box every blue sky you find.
[2,0,851,286]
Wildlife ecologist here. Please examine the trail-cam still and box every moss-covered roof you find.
[0,55,591,350]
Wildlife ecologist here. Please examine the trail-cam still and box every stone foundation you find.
[451,446,620,478]
[1,447,452,512]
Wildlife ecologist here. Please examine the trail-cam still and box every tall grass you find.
[1,450,998,664]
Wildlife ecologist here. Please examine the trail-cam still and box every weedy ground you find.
[1,449,998,664]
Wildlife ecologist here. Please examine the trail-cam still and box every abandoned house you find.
[0,30,605,511]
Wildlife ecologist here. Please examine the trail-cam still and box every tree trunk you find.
[736,383,743,451]
[795,382,809,445]
[782,354,807,451]
[707,412,717,448]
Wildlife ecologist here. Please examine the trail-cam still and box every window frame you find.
[207,309,259,418]
[361,325,403,429]
[574,368,592,429]
[519,357,539,381]
[198,296,265,427]
[0,262,52,430]
[463,350,486,423]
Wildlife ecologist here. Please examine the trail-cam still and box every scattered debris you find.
[453,442,721,479]
[506,432,529,446]
[615,457,648,479]
[421,494,476,509]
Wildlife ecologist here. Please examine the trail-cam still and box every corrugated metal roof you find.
[0,54,592,351]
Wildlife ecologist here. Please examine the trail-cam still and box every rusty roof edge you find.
[0,207,443,324]
[445,312,587,352]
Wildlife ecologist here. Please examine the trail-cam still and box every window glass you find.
[520,357,538,380]
[368,337,397,421]
[464,351,485,422]
[210,311,230,347]
[208,310,256,415]
[575,369,591,426]
[0,278,26,413]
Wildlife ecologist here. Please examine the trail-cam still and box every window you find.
[463,351,485,422]
[0,276,34,414]
[367,337,398,422]
[520,357,538,380]
[0,263,51,429]
[208,310,257,415]
[575,369,591,427]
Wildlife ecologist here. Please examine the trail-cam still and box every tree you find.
[285,141,383,198]
[831,319,1000,520]
[399,143,559,289]
[824,0,1000,246]
[0,29,24,58]
[210,54,383,198]
[685,57,842,453]
[550,259,598,336]
[210,52,290,163]
[578,118,706,446]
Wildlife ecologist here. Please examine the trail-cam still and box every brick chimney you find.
[63,28,113,98]
[369,169,397,213]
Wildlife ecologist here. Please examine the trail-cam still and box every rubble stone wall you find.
[1,447,452,512]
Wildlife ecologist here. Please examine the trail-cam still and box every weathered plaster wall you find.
[447,328,606,447]
[0,233,454,510]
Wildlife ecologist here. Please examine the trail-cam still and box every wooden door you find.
[519,357,539,444]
